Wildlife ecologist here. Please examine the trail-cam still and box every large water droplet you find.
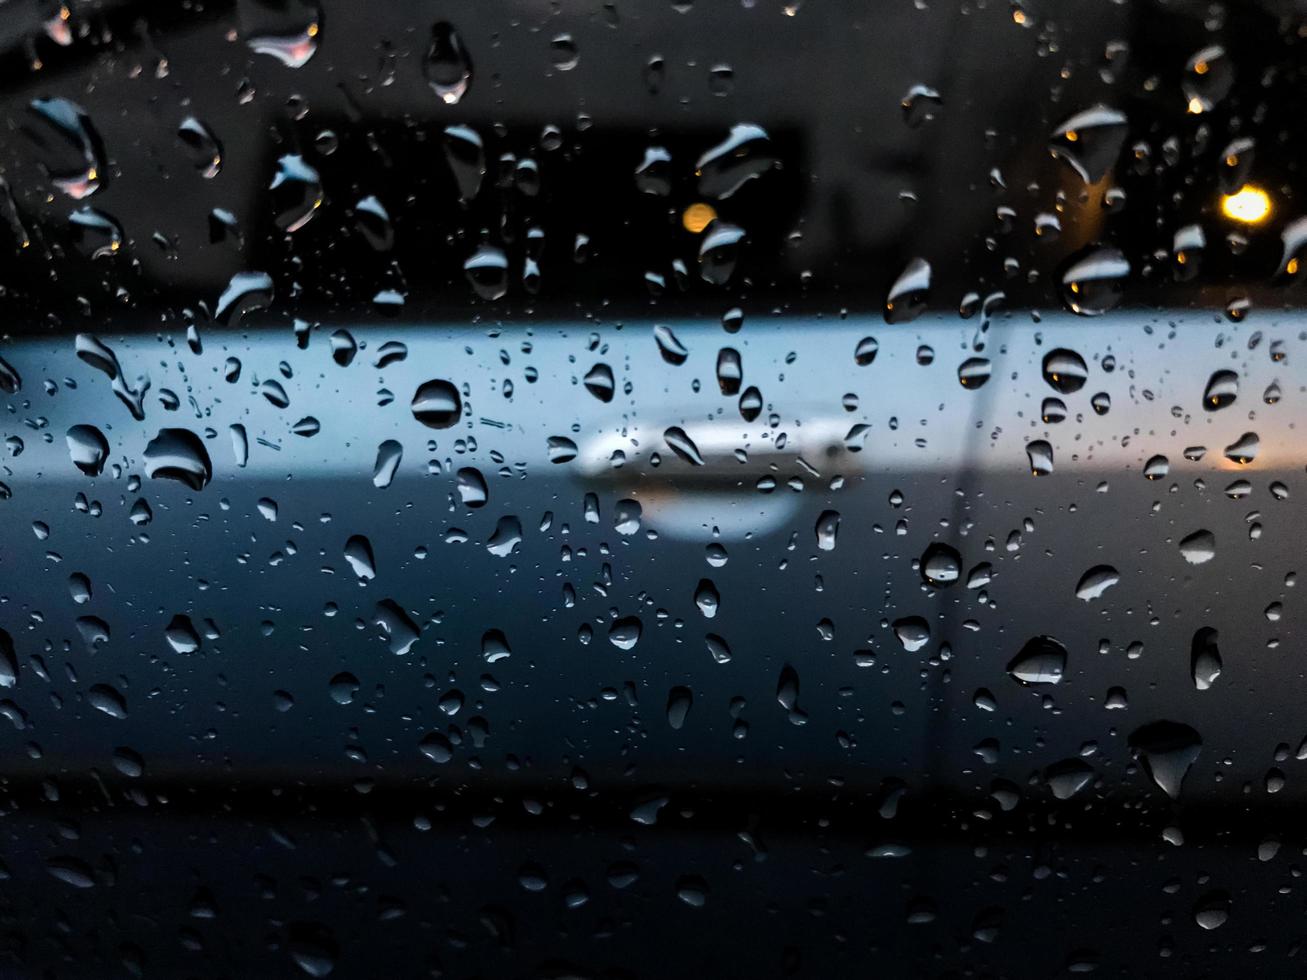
[1049,105,1127,183]
[885,258,931,324]
[464,245,508,300]
[609,616,642,650]
[1191,627,1221,691]
[695,123,775,199]
[242,0,321,67]
[270,155,322,232]
[144,428,212,490]
[411,379,462,428]
[1060,245,1128,315]
[425,22,473,105]
[1182,45,1232,113]
[26,97,107,199]
[664,426,705,465]
[892,617,930,653]
[1129,720,1201,798]
[1178,529,1215,564]
[1202,369,1238,410]
[1042,348,1088,393]
[177,116,223,178]
[343,535,376,581]
[1074,565,1119,601]
[1007,636,1067,685]
[1026,439,1054,476]
[65,424,109,476]
[214,272,273,327]
[919,542,960,587]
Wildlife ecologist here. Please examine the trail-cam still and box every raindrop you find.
[609,616,642,650]
[654,324,689,364]
[374,599,420,655]
[25,97,107,199]
[214,272,273,326]
[425,22,473,105]
[1075,565,1119,601]
[583,363,615,402]
[1183,45,1232,112]
[455,467,488,508]
[695,123,775,199]
[1042,348,1088,393]
[411,379,462,428]
[1178,529,1215,565]
[1143,454,1169,480]
[464,245,508,300]
[957,357,991,388]
[1059,245,1128,315]
[270,155,322,232]
[1129,720,1201,798]
[919,543,961,587]
[144,429,212,490]
[666,686,693,729]
[664,426,704,465]
[1223,432,1258,465]
[1049,105,1127,183]
[88,683,127,719]
[698,222,744,285]
[1202,369,1238,410]
[177,116,222,178]
[65,425,108,476]
[476,516,522,559]
[343,535,376,581]
[1191,627,1221,691]
[1026,440,1054,476]
[885,258,931,323]
[892,617,930,653]
[1007,636,1067,685]
[373,440,403,488]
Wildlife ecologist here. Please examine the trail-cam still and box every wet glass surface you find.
[1,1,1306,976]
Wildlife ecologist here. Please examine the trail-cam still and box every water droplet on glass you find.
[1075,564,1119,601]
[1042,348,1088,394]
[443,124,485,201]
[214,271,273,327]
[25,97,107,199]
[608,616,642,650]
[698,222,745,285]
[1178,529,1215,565]
[144,428,212,490]
[1129,720,1201,798]
[374,599,420,655]
[464,245,508,300]
[1007,635,1067,685]
[1183,45,1232,113]
[485,515,523,557]
[957,357,991,388]
[88,683,127,719]
[65,424,108,476]
[1202,369,1238,410]
[663,426,704,465]
[1049,105,1126,183]
[1026,439,1054,476]
[892,617,930,653]
[583,363,615,402]
[343,535,376,581]
[270,155,322,232]
[411,379,461,429]
[885,258,931,324]
[1191,626,1222,691]
[426,22,473,105]
[695,123,775,199]
[919,543,961,587]
[666,686,692,729]
[177,116,222,178]
[1223,431,1258,465]
[242,0,320,67]
[1060,245,1128,315]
